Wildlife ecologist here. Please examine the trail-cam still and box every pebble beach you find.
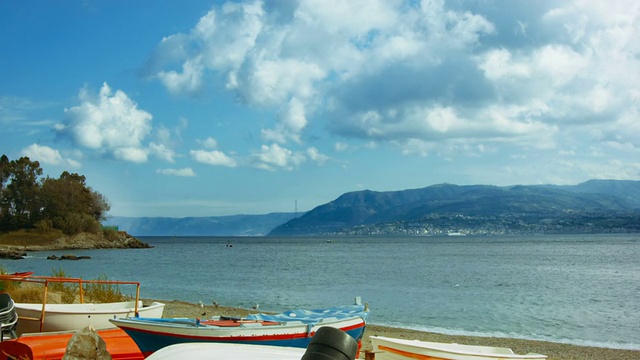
[156,299,640,360]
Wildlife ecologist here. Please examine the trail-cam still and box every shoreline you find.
[154,299,640,360]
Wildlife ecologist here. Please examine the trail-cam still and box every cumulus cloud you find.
[201,137,218,149]
[21,144,81,168]
[158,56,204,95]
[306,147,329,165]
[261,97,308,144]
[62,83,153,162]
[157,167,196,177]
[148,0,640,171]
[250,143,306,171]
[190,149,238,167]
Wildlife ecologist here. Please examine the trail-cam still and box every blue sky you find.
[1,0,639,217]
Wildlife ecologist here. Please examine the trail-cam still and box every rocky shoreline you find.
[0,231,151,259]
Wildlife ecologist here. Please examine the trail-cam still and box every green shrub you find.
[7,285,44,303]
[54,213,101,235]
[84,274,127,303]
[35,219,53,234]
[102,227,120,242]
[49,267,78,302]
[0,266,21,292]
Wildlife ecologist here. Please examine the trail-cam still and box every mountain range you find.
[105,213,297,237]
[107,179,640,236]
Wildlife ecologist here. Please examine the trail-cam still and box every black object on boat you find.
[301,326,358,360]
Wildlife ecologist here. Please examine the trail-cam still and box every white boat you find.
[15,300,165,335]
[146,342,305,360]
[371,336,547,360]
[0,273,166,336]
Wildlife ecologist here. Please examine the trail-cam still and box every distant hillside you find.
[269,180,640,236]
[105,213,297,236]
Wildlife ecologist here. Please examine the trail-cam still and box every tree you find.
[0,155,111,235]
[0,157,43,229]
[0,155,11,228]
[40,171,111,235]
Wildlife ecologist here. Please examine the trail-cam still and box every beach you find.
[156,299,640,360]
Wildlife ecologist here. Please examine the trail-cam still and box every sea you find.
[2,234,639,350]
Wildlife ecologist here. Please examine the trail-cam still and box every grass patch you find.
[0,229,63,246]
[7,285,46,303]
[83,275,128,303]
[49,267,77,303]
[1,267,127,304]
[0,266,23,292]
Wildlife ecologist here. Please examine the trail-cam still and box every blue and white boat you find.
[110,302,369,357]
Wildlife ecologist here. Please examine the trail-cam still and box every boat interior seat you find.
[0,293,18,341]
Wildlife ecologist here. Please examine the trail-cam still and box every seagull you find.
[212,300,219,307]
[198,301,204,308]
[251,303,259,310]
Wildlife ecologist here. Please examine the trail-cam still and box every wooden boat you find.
[0,328,143,360]
[145,342,305,360]
[111,303,369,357]
[15,300,165,334]
[371,336,547,360]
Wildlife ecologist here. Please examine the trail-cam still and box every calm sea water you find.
[3,234,639,350]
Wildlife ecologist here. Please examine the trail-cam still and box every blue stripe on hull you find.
[122,326,365,355]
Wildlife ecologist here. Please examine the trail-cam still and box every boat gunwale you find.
[372,336,547,359]
[111,315,366,333]
[15,301,165,315]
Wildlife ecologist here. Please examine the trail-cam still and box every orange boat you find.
[0,328,143,360]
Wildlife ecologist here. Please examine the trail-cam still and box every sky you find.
[1,0,639,218]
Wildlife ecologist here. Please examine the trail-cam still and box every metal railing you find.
[0,272,141,333]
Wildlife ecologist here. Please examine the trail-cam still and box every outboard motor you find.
[301,326,358,360]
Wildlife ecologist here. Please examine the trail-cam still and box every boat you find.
[15,300,165,334]
[0,273,165,336]
[139,319,359,360]
[145,342,305,360]
[0,328,144,360]
[110,302,369,357]
[370,336,547,360]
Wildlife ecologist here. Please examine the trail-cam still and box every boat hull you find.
[371,336,547,360]
[0,328,143,360]
[112,316,366,357]
[146,342,305,360]
[15,301,165,335]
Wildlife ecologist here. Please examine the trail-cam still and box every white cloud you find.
[149,142,176,163]
[251,143,306,171]
[190,149,238,167]
[202,137,218,149]
[158,56,204,95]
[261,97,308,144]
[63,83,153,162]
[306,147,329,165]
[157,167,196,177]
[21,144,81,168]
[149,0,640,172]
[113,147,148,163]
[477,49,530,80]
[334,142,348,152]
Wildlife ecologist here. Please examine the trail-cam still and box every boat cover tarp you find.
[245,304,369,324]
